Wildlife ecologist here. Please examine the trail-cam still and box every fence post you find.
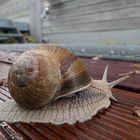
[29,0,42,43]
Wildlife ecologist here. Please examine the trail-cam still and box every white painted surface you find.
[42,0,140,45]
[0,0,30,23]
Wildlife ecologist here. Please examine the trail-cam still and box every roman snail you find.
[0,44,129,124]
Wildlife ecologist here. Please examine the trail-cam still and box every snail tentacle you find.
[102,65,108,82]
[107,75,129,101]
[91,66,129,101]
[108,75,129,88]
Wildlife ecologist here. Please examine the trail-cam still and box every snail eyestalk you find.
[108,75,129,89]
[102,65,108,82]
[101,66,129,101]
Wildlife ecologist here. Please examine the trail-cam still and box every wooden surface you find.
[80,58,140,92]
[0,0,29,22]
[29,0,42,42]
[42,0,140,34]
[41,0,140,46]
[0,51,140,140]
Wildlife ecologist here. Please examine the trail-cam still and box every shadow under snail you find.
[3,44,129,124]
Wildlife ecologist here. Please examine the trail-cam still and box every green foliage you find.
[23,33,37,43]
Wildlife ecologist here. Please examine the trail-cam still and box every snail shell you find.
[0,44,129,124]
[8,45,92,108]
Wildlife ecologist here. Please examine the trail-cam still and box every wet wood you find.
[80,58,140,92]
[0,52,140,140]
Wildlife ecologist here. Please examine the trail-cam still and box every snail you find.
[0,44,129,124]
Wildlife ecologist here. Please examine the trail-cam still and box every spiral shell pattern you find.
[8,45,92,108]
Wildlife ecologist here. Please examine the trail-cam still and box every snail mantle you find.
[0,45,129,125]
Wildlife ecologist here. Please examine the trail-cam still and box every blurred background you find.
[0,0,140,45]
[0,0,140,62]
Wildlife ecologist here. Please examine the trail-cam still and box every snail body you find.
[8,45,92,108]
[8,45,129,109]
[0,44,129,124]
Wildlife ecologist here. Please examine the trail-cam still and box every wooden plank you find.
[80,58,140,92]
[43,0,140,21]
[42,0,110,11]
[0,122,29,140]
[29,0,42,42]
[43,6,140,27]
[113,88,140,101]
[0,93,11,102]
[42,17,140,34]
[8,123,30,140]
[0,56,140,139]
[47,124,79,140]
[42,0,71,6]
[0,127,10,140]
[0,0,29,22]
[15,123,46,140]
[0,88,12,100]
[32,123,64,140]
[42,0,140,35]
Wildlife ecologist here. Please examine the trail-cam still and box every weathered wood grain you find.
[29,0,42,42]
[43,7,140,27]
[43,0,140,21]
[0,55,140,140]
[0,0,29,22]
[42,17,140,34]
[42,0,140,39]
